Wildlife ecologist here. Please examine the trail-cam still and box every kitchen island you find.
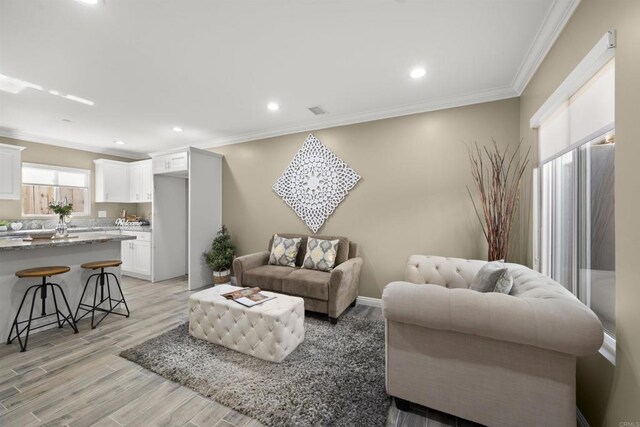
[0,233,136,342]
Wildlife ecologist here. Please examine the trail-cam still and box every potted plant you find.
[203,225,235,285]
[0,220,9,232]
[48,201,73,237]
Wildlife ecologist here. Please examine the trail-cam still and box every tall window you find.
[531,32,615,363]
[22,163,91,217]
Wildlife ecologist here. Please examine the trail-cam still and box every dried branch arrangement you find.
[467,139,530,261]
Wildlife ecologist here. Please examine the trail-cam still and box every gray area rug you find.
[120,315,389,427]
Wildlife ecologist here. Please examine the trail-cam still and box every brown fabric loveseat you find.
[232,233,362,323]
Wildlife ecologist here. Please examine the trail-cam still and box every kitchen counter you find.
[0,232,137,342]
[0,232,136,252]
[0,225,152,238]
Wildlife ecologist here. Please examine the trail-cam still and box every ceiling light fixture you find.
[75,0,99,5]
[0,74,43,94]
[172,126,184,132]
[49,90,60,95]
[267,102,280,111]
[410,67,426,79]
[63,94,94,106]
[114,140,125,145]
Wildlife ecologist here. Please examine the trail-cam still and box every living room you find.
[0,0,638,426]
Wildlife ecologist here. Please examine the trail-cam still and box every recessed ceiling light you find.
[172,126,184,132]
[114,140,125,145]
[75,0,98,4]
[49,90,60,96]
[267,102,280,111]
[410,67,426,79]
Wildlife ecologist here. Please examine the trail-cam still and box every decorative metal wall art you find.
[273,134,361,233]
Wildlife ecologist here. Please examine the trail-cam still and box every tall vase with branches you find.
[466,139,530,261]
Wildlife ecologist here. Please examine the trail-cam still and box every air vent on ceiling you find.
[308,106,328,115]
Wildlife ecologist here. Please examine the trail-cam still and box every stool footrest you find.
[7,280,78,352]
[74,270,130,330]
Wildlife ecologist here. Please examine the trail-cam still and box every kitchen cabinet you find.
[94,160,129,202]
[95,159,152,203]
[152,147,222,290]
[153,151,188,176]
[129,160,153,202]
[118,231,152,279]
[0,143,26,200]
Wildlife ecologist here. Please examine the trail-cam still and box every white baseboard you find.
[577,408,589,427]
[356,296,382,308]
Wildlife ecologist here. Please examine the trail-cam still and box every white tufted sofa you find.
[189,285,305,363]
[383,255,604,427]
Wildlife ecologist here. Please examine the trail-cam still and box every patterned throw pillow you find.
[302,238,340,272]
[268,235,302,267]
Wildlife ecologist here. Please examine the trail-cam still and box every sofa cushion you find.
[243,265,296,292]
[469,261,508,293]
[494,270,514,294]
[268,235,302,267]
[269,233,350,266]
[302,237,340,272]
[282,268,330,301]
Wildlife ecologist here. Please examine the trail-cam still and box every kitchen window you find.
[22,163,91,217]
[531,32,616,364]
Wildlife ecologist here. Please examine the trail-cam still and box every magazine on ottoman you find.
[221,287,276,307]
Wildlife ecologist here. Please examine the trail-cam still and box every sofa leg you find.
[329,317,338,325]
[350,299,357,307]
[394,397,411,411]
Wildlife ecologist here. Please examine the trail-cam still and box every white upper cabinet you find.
[94,160,129,202]
[153,151,188,176]
[139,160,153,202]
[128,160,153,202]
[0,143,26,200]
[95,159,153,203]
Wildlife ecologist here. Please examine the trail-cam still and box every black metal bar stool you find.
[74,260,130,329]
[7,266,79,352]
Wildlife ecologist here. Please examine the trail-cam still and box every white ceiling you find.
[0,0,578,158]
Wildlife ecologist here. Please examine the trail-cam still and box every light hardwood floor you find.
[0,276,467,427]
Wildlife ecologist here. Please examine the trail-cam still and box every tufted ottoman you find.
[188,285,305,363]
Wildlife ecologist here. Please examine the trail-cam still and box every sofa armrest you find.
[328,257,363,317]
[233,251,270,286]
[382,281,603,357]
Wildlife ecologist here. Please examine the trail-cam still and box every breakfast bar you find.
[0,233,136,341]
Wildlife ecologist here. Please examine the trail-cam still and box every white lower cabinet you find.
[108,231,152,279]
[132,240,151,275]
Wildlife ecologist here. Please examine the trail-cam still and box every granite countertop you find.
[0,232,137,252]
[0,225,152,238]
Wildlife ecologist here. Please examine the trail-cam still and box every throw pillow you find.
[268,235,302,267]
[493,269,514,294]
[469,261,509,293]
[302,237,340,272]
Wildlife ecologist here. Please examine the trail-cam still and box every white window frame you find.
[531,31,616,365]
[21,162,92,218]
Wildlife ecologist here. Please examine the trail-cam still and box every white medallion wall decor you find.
[273,134,361,233]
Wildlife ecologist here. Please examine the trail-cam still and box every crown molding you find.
[0,127,146,160]
[196,85,518,149]
[511,0,581,95]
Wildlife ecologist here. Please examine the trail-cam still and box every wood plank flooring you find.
[0,276,471,427]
